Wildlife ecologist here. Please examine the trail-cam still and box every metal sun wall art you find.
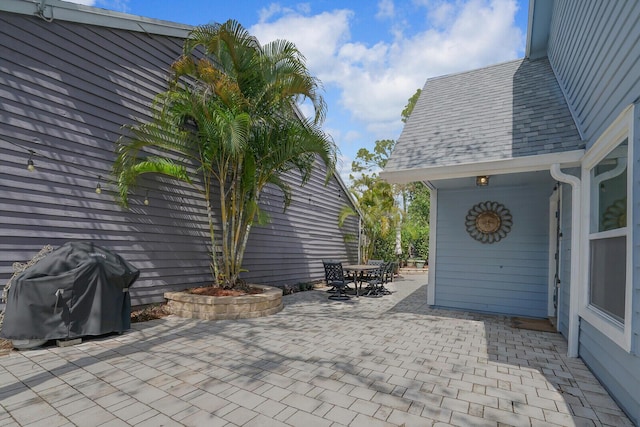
[465,201,513,244]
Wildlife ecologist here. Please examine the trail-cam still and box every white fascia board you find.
[380,150,584,184]
[525,0,536,58]
[0,0,39,15]
[1,0,192,38]
[525,0,554,60]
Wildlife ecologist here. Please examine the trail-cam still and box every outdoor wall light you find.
[476,175,490,186]
[27,150,35,172]
[95,176,102,194]
[144,191,150,206]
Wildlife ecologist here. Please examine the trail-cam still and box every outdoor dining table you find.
[342,264,379,297]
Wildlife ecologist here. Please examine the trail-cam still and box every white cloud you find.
[61,0,130,13]
[258,2,313,21]
[296,3,312,15]
[251,0,524,140]
[97,0,129,13]
[376,0,395,20]
[258,4,285,22]
[295,100,315,121]
[343,130,361,143]
[61,0,96,5]
[252,9,353,77]
[336,154,354,186]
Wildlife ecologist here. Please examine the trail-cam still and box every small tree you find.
[113,20,336,288]
[339,140,401,262]
[339,173,398,262]
[402,182,430,259]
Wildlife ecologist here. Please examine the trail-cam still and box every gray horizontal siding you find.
[0,11,359,305]
[0,12,208,307]
[241,166,359,285]
[547,0,640,146]
[434,179,554,317]
[579,320,639,426]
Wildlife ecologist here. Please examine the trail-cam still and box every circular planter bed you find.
[164,284,283,320]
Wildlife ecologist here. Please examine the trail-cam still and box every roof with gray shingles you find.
[384,58,584,174]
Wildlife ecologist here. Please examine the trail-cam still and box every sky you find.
[68,0,529,183]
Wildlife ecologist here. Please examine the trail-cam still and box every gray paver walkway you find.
[0,275,633,426]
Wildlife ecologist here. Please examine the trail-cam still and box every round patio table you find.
[342,264,379,297]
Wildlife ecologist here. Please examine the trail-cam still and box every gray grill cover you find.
[1,242,139,340]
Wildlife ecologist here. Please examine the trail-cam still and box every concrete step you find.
[398,267,429,275]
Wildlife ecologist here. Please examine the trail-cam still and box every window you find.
[589,139,627,323]
[581,108,633,351]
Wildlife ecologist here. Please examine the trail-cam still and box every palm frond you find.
[265,174,292,211]
[338,205,357,227]
[114,157,190,207]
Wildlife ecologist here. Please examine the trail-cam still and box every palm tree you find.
[113,20,336,289]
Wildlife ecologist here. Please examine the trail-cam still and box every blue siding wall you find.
[574,79,640,427]
[547,0,640,147]
[434,180,554,317]
[547,2,640,421]
[546,4,640,422]
[579,321,639,426]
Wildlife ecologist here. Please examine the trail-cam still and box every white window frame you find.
[580,106,634,351]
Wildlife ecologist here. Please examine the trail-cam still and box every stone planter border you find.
[164,284,283,320]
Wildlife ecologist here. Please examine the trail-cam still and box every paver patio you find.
[0,275,633,426]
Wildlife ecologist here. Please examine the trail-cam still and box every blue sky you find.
[72,0,529,182]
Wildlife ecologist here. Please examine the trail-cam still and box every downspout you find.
[358,216,362,264]
[550,164,581,357]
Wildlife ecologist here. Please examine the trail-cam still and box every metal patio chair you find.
[322,260,352,300]
[365,259,384,281]
[362,263,386,297]
[378,261,393,295]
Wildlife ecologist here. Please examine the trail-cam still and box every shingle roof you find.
[384,58,583,175]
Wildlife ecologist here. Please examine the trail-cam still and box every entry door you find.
[547,185,561,320]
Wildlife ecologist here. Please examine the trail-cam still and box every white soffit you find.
[380,150,584,184]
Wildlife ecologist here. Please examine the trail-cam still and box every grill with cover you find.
[1,242,139,343]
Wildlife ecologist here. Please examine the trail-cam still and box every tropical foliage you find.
[113,20,336,288]
[339,140,397,262]
[402,182,430,259]
[340,171,399,262]
[401,88,422,123]
[340,89,430,262]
